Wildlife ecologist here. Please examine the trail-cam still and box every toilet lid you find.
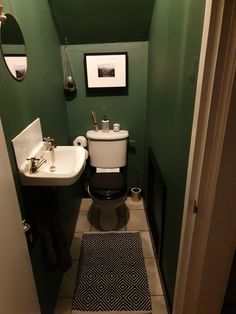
[89,173,126,200]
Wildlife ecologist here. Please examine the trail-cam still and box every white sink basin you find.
[19,146,86,186]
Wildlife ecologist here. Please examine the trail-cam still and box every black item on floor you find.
[72,232,151,313]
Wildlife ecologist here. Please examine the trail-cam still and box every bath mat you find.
[72,232,152,314]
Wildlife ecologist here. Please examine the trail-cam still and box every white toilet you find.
[86,130,129,231]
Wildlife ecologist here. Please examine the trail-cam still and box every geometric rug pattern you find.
[72,232,152,313]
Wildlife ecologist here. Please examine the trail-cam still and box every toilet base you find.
[88,186,125,231]
[93,198,124,231]
[98,206,118,231]
[92,197,124,231]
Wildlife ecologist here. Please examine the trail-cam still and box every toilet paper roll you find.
[73,136,87,147]
[84,148,89,160]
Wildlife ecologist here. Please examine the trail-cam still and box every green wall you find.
[0,1,80,313]
[146,0,205,307]
[48,0,155,44]
[0,0,69,182]
[0,0,207,311]
[64,42,148,190]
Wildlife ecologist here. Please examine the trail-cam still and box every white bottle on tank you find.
[101,115,109,132]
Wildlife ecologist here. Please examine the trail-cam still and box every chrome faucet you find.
[39,137,56,158]
[43,137,56,151]
[43,137,56,172]
[27,157,46,173]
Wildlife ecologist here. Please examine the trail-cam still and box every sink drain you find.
[49,165,56,172]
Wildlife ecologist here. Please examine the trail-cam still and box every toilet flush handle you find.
[128,139,135,144]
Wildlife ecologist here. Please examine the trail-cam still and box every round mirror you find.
[0,14,27,80]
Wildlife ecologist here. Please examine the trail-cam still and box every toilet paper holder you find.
[73,136,89,159]
[73,136,87,147]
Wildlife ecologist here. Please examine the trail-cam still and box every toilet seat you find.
[89,173,126,200]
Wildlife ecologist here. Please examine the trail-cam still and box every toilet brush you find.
[131,168,142,202]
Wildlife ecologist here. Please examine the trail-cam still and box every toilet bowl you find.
[88,172,126,230]
[86,130,129,231]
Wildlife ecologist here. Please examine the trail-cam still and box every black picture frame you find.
[84,52,128,96]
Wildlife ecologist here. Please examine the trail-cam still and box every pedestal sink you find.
[19,146,86,186]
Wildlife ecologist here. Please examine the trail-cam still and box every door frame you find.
[173,0,236,313]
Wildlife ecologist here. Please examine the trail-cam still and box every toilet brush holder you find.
[131,187,142,202]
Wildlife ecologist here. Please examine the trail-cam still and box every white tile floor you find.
[54,197,168,314]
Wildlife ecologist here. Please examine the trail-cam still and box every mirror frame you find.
[0,13,27,81]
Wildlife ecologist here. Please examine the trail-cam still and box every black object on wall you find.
[146,148,166,258]
[146,148,170,307]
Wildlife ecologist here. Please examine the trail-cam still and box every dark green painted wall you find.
[64,42,148,190]
[0,0,207,312]
[146,0,205,306]
[0,1,80,313]
[0,0,69,180]
[48,0,155,44]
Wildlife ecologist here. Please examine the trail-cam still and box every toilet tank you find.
[86,130,129,168]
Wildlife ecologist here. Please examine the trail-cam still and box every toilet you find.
[86,129,129,231]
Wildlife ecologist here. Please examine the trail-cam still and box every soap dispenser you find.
[101,115,109,132]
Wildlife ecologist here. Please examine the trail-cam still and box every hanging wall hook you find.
[63,38,77,94]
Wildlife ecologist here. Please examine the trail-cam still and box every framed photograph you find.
[84,53,128,95]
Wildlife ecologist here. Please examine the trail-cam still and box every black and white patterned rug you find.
[72,232,152,314]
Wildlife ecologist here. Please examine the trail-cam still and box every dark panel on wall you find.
[146,148,166,259]
[48,0,155,44]
[146,0,205,308]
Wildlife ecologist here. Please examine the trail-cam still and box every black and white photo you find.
[84,53,127,89]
